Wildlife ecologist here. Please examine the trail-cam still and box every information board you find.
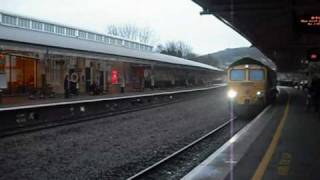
[295,14,320,33]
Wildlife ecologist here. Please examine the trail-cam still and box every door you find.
[9,56,37,94]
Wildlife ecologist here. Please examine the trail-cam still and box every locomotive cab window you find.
[249,69,265,81]
[230,69,246,81]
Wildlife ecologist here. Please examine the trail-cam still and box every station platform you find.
[183,87,320,180]
[0,84,225,109]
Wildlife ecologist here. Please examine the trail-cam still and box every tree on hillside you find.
[156,41,197,59]
[106,24,157,44]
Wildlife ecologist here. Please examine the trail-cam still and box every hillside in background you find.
[193,47,276,70]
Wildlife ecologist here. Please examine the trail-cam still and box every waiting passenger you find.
[64,75,70,99]
[308,77,320,112]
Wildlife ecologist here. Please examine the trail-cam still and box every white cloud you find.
[0,0,251,54]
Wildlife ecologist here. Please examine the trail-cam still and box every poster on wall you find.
[0,74,7,89]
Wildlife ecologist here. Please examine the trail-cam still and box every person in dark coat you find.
[64,75,70,98]
[309,77,320,112]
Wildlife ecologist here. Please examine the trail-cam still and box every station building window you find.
[115,39,122,46]
[104,36,110,44]
[32,21,43,30]
[96,34,103,42]
[18,18,30,28]
[110,38,115,45]
[124,41,129,47]
[44,23,55,32]
[55,26,65,35]
[88,33,95,40]
[78,30,87,39]
[49,60,62,82]
[2,14,17,26]
[66,28,76,37]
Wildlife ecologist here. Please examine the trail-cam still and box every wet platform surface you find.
[184,87,320,180]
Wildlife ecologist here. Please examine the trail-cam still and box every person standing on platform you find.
[64,74,70,98]
[309,76,320,112]
[120,79,125,93]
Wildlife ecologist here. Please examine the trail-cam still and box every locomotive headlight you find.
[227,89,237,99]
[256,91,263,97]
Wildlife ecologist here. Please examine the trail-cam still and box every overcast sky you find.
[0,0,251,55]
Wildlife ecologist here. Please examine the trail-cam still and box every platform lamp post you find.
[227,89,237,180]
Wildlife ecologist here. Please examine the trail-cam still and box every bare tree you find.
[106,24,156,44]
[156,41,198,59]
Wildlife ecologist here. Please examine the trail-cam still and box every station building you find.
[0,11,223,97]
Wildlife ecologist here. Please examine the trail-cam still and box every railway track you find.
[0,88,224,138]
[0,95,189,138]
[127,117,238,180]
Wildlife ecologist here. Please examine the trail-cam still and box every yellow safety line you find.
[251,96,291,180]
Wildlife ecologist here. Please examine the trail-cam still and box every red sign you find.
[111,70,119,84]
[310,53,318,60]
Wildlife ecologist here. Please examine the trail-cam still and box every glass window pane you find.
[88,33,95,40]
[249,69,265,81]
[32,21,43,30]
[124,41,129,47]
[55,26,65,35]
[66,28,76,36]
[230,69,245,81]
[96,34,103,41]
[18,18,30,28]
[2,14,17,25]
[103,36,109,43]
[110,38,115,44]
[44,23,54,32]
[78,30,87,39]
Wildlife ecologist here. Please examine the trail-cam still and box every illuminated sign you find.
[111,70,119,84]
[300,16,320,26]
[295,14,320,33]
[310,53,318,60]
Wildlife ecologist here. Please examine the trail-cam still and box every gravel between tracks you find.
[1,87,232,180]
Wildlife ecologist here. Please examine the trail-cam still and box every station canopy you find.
[193,0,320,72]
